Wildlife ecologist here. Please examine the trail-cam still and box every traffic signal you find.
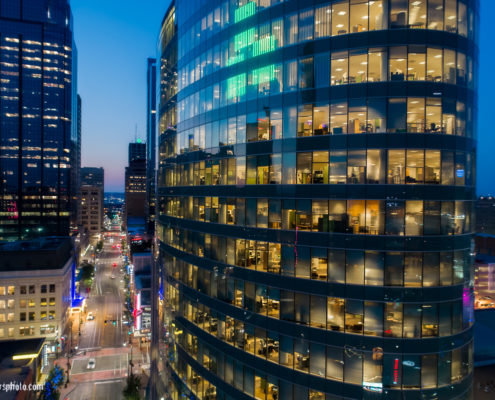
[104,320,107,325]
[112,320,116,326]
[128,330,132,335]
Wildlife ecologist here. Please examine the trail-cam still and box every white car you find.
[86,312,95,321]
[87,358,96,369]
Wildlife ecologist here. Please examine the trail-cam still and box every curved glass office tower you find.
[157,1,478,399]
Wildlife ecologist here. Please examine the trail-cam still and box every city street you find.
[67,381,124,400]
[80,239,125,349]
[56,237,149,400]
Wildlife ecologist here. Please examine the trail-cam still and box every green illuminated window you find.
[235,2,256,23]
[227,53,245,66]
[234,28,256,51]
[227,73,246,99]
[252,64,275,85]
[252,36,276,57]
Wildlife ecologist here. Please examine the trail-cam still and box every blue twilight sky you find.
[71,0,170,192]
[72,0,493,194]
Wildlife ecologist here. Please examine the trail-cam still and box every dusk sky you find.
[72,0,493,194]
[71,0,170,192]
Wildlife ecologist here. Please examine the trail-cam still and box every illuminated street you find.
[80,239,125,350]
[56,237,149,400]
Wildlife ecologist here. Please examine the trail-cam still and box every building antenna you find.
[134,124,138,142]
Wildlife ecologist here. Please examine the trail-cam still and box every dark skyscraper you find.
[128,141,146,164]
[125,141,146,233]
[70,94,82,231]
[157,1,478,399]
[146,58,157,235]
[0,0,77,241]
[81,167,104,188]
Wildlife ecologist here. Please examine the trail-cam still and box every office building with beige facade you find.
[79,167,104,234]
[0,237,74,356]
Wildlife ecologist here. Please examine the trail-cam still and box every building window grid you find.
[172,95,473,156]
[177,0,473,84]
[161,196,472,237]
[162,244,472,336]
[160,147,470,188]
[168,301,472,393]
[163,0,477,398]
[177,3,474,94]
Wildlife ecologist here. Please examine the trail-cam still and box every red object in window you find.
[393,358,399,385]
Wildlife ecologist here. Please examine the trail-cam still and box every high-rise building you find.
[157,1,478,399]
[0,0,77,241]
[128,141,146,164]
[476,196,495,235]
[79,167,104,235]
[146,58,157,235]
[153,4,177,397]
[81,167,104,187]
[79,186,103,234]
[70,94,82,232]
[125,141,146,234]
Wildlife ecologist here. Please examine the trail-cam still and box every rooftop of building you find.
[81,167,103,172]
[81,184,103,193]
[0,237,72,271]
[0,338,44,398]
[0,339,44,362]
[478,195,495,201]
[476,253,495,263]
[477,233,495,240]
[475,309,495,366]
[135,273,151,291]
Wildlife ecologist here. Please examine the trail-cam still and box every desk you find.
[409,22,425,29]
[311,268,328,280]
[296,355,310,369]
[313,171,325,183]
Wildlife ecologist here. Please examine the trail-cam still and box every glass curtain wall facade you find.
[157,1,178,397]
[157,1,478,399]
[71,93,81,231]
[0,0,76,241]
[147,57,157,235]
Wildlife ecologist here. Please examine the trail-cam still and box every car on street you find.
[86,312,95,321]
[87,358,96,369]
[113,262,117,267]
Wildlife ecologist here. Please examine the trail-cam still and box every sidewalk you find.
[59,380,78,400]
